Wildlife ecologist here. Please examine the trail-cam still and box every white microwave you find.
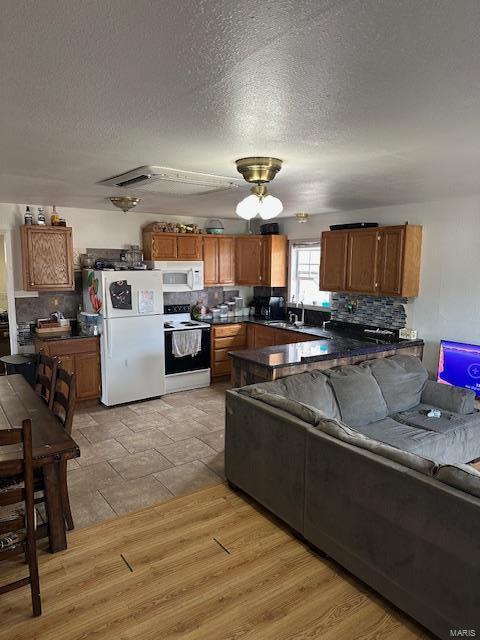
[146,261,204,292]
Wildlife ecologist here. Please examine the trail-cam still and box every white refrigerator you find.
[82,270,166,406]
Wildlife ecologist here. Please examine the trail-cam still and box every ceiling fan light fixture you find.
[235,194,260,220]
[235,157,283,183]
[234,158,284,220]
[236,185,283,220]
[258,194,283,219]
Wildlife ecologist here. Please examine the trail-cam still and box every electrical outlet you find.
[49,296,60,307]
[400,328,418,340]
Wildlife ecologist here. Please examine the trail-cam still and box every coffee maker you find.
[254,296,286,320]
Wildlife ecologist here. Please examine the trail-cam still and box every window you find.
[289,241,330,307]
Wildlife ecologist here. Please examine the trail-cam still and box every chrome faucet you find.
[298,302,305,326]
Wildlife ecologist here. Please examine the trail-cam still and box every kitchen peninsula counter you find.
[229,334,424,387]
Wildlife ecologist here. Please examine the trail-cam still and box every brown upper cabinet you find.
[143,232,203,261]
[320,224,422,297]
[235,235,287,286]
[21,225,74,291]
[203,235,235,286]
[320,231,348,291]
[346,229,380,293]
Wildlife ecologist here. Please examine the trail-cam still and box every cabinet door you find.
[22,227,74,291]
[57,354,75,374]
[262,235,287,287]
[177,235,203,260]
[151,234,178,260]
[236,237,263,285]
[253,325,276,348]
[75,352,101,400]
[378,227,405,296]
[345,230,379,294]
[218,237,235,285]
[320,232,348,291]
[203,236,218,285]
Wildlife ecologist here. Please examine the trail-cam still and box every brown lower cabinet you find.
[34,336,101,402]
[211,322,319,378]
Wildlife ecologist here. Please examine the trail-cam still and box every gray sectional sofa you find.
[225,355,480,639]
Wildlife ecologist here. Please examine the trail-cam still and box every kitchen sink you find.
[264,321,290,328]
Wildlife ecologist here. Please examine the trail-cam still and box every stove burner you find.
[164,323,174,329]
[180,321,200,326]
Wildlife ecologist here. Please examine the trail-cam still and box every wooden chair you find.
[50,368,76,531]
[34,354,58,409]
[0,419,42,616]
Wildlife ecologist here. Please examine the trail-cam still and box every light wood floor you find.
[1,484,432,640]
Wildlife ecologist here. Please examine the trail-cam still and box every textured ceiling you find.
[1,0,480,218]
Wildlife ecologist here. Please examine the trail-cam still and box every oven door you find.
[164,328,211,374]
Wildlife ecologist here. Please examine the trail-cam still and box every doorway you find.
[0,235,10,359]
[0,229,18,364]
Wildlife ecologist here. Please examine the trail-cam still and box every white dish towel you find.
[172,329,202,358]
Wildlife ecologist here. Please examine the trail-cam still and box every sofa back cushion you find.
[237,387,323,425]
[325,365,388,426]
[242,371,340,419]
[421,379,476,415]
[434,463,480,499]
[316,418,437,476]
[366,355,428,413]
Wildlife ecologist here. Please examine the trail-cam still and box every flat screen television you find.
[437,339,480,396]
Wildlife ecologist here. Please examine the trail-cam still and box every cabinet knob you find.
[375,282,378,288]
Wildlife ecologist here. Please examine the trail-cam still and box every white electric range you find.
[163,304,211,393]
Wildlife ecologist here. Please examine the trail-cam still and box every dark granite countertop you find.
[204,317,333,339]
[229,335,424,369]
[34,333,100,342]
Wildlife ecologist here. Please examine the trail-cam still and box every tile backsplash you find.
[330,293,408,329]
[163,288,245,308]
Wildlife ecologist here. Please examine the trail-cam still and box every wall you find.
[281,195,480,373]
[0,238,7,310]
[0,202,250,349]
[0,203,248,291]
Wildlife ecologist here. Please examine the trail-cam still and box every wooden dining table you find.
[0,374,80,552]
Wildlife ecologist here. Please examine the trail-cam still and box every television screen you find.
[437,340,480,396]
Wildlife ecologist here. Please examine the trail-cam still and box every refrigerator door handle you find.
[104,320,112,358]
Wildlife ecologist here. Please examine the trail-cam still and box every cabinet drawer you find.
[213,348,234,363]
[212,360,232,376]
[214,335,247,350]
[213,324,245,338]
[45,338,99,357]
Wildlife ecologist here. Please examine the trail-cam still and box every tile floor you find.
[69,380,229,528]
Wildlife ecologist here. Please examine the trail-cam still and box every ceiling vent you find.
[100,166,242,196]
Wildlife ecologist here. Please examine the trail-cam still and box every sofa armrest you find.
[421,379,476,414]
[225,389,309,533]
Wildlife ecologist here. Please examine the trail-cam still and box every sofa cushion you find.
[357,412,480,464]
[421,379,476,414]
[241,371,340,419]
[393,404,480,435]
[316,418,437,475]
[366,355,428,413]
[325,365,388,426]
[237,388,322,425]
[434,463,480,499]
